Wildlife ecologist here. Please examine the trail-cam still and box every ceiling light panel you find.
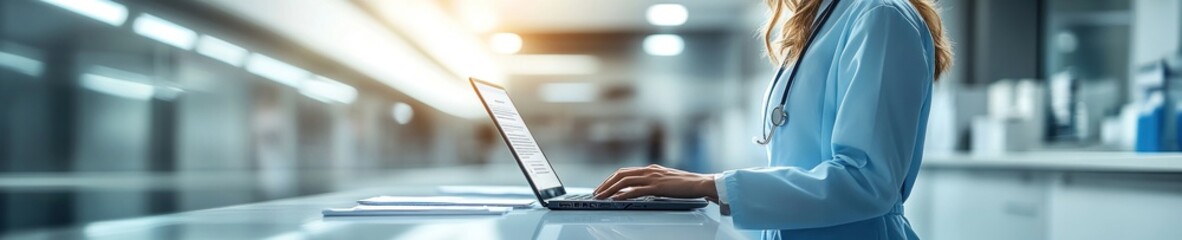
[133,14,199,50]
[644,34,684,56]
[646,4,688,26]
[40,0,128,26]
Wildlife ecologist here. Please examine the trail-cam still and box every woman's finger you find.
[595,175,648,199]
[594,176,650,199]
[594,167,648,195]
[594,167,641,194]
[610,186,655,200]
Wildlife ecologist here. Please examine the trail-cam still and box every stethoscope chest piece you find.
[770,106,788,126]
[753,106,791,145]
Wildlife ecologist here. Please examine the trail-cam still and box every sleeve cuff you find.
[714,172,730,204]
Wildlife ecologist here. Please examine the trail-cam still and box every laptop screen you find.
[471,80,563,192]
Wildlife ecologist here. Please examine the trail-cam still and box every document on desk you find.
[322,205,512,217]
[358,196,537,209]
[436,185,594,197]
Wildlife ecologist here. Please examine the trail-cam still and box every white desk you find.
[0,186,754,240]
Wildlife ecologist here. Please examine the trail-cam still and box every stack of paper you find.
[322,205,512,217]
[322,194,539,217]
[436,185,594,197]
[358,196,537,209]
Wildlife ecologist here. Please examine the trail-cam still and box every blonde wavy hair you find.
[762,0,953,80]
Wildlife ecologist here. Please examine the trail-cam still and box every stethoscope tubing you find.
[755,0,842,145]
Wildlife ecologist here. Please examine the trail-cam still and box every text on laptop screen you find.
[474,82,563,191]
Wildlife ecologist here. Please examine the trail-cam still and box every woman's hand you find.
[592,164,718,200]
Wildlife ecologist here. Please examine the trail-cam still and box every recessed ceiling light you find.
[0,52,43,77]
[245,53,309,88]
[40,0,128,26]
[646,4,688,26]
[133,14,198,50]
[81,67,154,100]
[196,36,249,67]
[300,76,358,104]
[643,34,684,56]
[489,33,523,54]
[0,42,44,77]
[392,102,414,125]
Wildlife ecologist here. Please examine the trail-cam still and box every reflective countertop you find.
[1,187,755,240]
[923,151,1182,172]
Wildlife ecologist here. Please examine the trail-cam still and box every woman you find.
[593,0,952,239]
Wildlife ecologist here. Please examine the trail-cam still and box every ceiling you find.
[454,0,755,33]
[193,0,767,120]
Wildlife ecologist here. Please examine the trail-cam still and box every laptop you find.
[469,77,708,210]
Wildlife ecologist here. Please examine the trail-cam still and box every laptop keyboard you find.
[565,194,655,201]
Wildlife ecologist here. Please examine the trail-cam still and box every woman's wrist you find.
[699,174,719,200]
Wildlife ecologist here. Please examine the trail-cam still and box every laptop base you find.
[546,200,708,210]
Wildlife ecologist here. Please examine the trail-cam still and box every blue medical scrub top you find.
[716,0,934,239]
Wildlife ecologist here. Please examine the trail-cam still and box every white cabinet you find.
[1047,173,1182,240]
[912,156,1182,240]
[922,170,1050,240]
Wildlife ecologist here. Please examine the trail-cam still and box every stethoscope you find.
[753,0,842,145]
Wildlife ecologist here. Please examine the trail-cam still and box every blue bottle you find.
[1135,61,1168,152]
[1135,92,1164,152]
